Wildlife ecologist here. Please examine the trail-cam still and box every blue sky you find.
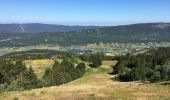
[0,0,170,26]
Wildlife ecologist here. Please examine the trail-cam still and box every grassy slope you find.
[0,61,170,100]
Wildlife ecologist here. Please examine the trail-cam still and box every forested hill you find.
[0,23,170,47]
[0,23,99,33]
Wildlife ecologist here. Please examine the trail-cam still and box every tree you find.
[12,61,27,79]
[42,68,52,80]
[112,47,170,82]
[150,71,161,83]
[137,62,146,81]
[159,65,169,80]
[90,54,102,68]
[0,72,9,84]
[168,69,170,80]
[76,63,86,77]
[16,66,38,89]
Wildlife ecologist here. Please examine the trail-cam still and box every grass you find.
[102,61,117,67]
[0,48,13,56]
[110,84,170,100]
[0,60,170,100]
[24,59,54,78]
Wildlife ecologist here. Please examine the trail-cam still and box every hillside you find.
[0,23,99,33]
[0,61,169,100]
[0,23,170,47]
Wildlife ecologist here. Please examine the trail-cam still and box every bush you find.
[150,71,161,83]
[13,97,19,100]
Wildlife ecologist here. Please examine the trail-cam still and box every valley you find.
[1,0,170,99]
[0,23,170,100]
[1,41,170,57]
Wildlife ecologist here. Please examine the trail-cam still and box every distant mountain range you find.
[0,23,99,33]
[0,23,170,47]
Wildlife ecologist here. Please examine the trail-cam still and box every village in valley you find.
[1,42,170,57]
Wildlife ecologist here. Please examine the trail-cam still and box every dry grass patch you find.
[24,59,54,78]
[101,61,117,69]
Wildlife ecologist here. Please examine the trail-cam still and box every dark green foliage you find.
[11,61,27,79]
[13,97,19,100]
[80,52,104,68]
[90,54,102,68]
[0,60,40,91]
[0,72,9,84]
[16,66,39,89]
[76,63,86,77]
[150,71,161,82]
[42,68,51,80]
[113,47,170,82]
[0,49,78,61]
[42,59,86,86]
[0,50,87,92]
[150,65,169,82]
[168,69,170,80]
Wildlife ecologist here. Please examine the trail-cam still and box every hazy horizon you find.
[0,21,170,26]
[0,0,170,26]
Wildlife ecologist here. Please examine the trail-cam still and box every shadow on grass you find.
[161,81,170,85]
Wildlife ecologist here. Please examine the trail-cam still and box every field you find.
[0,60,170,100]
[0,48,13,56]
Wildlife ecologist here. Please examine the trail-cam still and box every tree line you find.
[0,49,78,61]
[112,47,170,82]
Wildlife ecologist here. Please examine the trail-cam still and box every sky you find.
[0,0,170,26]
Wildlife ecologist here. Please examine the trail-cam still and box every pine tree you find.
[0,72,9,84]
[27,66,38,85]
[42,68,52,80]
[16,66,38,89]
[12,61,27,79]
[76,63,86,77]
[168,69,170,80]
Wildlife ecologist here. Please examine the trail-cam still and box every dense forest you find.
[0,23,170,47]
[113,47,170,82]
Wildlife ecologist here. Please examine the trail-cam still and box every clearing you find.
[0,60,170,100]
